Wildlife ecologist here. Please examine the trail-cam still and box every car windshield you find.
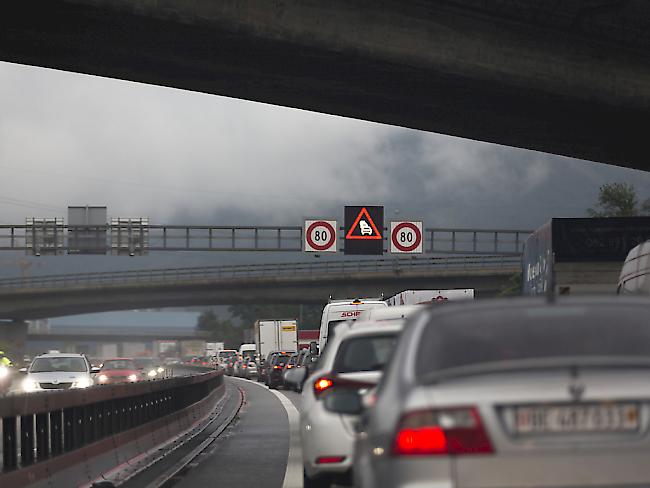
[31,357,87,373]
[102,360,136,370]
[242,350,255,360]
[133,358,155,369]
[416,305,650,379]
[333,334,398,373]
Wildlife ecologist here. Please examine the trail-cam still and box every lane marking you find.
[269,389,303,488]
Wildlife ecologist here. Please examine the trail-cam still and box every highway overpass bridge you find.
[2,1,649,169]
[0,255,520,320]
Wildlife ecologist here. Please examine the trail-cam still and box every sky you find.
[2,60,650,275]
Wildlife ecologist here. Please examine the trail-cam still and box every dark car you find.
[292,349,319,392]
[265,352,293,389]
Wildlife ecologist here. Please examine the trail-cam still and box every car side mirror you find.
[309,341,319,356]
[323,389,363,415]
[91,366,101,373]
[19,367,27,374]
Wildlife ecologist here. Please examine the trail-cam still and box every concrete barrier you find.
[0,370,224,487]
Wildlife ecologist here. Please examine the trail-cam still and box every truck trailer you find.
[254,319,298,359]
[523,217,650,296]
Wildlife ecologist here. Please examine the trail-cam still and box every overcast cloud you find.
[2,60,650,275]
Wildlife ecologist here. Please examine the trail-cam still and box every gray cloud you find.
[2,60,650,276]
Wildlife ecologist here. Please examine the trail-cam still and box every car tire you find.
[303,469,332,488]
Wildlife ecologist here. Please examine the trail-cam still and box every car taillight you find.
[273,365,282,369]
[286,365,293,369]
[242,364,247,369]
[316,456,346,464]
[392,407,493,456]
[312,376,374,398]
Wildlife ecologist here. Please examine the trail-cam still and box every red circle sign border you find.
[306,221,336,251]
[391,222,422,252]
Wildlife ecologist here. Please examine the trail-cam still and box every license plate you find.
[515,403,639,434]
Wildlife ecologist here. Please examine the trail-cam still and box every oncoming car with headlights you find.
[134,357,166,379]
[97,358,141,385]
[22,353,94,392]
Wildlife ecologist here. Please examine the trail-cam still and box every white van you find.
[318,298,387,351]
[357,304,423,322]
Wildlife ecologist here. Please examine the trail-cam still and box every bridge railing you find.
[0,370,223,475]
[0,255,522,290]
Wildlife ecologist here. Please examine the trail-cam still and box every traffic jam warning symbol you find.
[304,220,337,252]
[344,206,384,255]
[390,221,423,253]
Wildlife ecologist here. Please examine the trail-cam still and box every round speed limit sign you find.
[390,221,423,253]
[305,220,337,252]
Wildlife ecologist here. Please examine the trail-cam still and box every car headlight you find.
[0,367,9,379]
[98,374,108,383]
[157,367,164,374]
[22,378,38,392]
[147,369,157,377]
[128,374,138,382]
[72,377,92,389]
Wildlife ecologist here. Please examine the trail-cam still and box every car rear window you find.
[333,334,398,373]
[415,305,650,379]
[273,355,291,365]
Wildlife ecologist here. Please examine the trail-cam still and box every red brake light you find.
[286,365,293,369]
[313,377,334,396]
[315,456,346,464]
[273,365,282,369]
[393,407,493,456]
[242,364,247,369]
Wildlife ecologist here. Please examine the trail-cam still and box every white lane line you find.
[269,389,303,488]
[230,378,303,488]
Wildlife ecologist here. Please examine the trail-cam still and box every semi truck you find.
[523,217,650,296]
[254,319,298,359]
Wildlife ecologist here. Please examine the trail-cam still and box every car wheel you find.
[303,469,332,488]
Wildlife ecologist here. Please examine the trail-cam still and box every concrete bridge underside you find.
[1,1,649,169]
[0,267,515,320]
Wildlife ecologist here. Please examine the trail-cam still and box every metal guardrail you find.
[0,255,522,290]
[0,370,223,473]
[0,224,531,255]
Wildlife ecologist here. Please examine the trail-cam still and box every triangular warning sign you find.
[345,207,382,240]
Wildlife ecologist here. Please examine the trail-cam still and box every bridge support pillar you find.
[0,320,28,366]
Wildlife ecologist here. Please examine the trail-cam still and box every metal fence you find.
[0,255,522,290]
[0,224,531,255]
[0,370,223,473]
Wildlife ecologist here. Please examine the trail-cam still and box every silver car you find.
[301,319,406,488]
[352,296,650,488]
[21,353,95,392]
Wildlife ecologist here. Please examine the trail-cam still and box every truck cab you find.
[318,298,388,352]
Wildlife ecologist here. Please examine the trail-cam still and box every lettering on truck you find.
[341,311,362,318]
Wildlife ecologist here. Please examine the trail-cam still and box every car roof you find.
[35,353,86,358]
[358,304,423,321]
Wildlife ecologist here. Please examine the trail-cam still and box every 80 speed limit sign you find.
[304,220,337,252]
[390,221,423,253]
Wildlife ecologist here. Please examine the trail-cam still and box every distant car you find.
[243,358,258,379]
[133,357,166,379]
[21,353,96,392]
[354,296,650,488]
[282,352,300,387]
[301,320,405,488]
[216,349,238,368]
[225,355,239,376]
[266,352,294,389]
[285,349,319,393]
[96,358,140,385]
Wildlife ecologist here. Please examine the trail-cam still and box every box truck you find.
[254,319,298,359]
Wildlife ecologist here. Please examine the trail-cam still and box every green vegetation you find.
[587,182,650,217]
